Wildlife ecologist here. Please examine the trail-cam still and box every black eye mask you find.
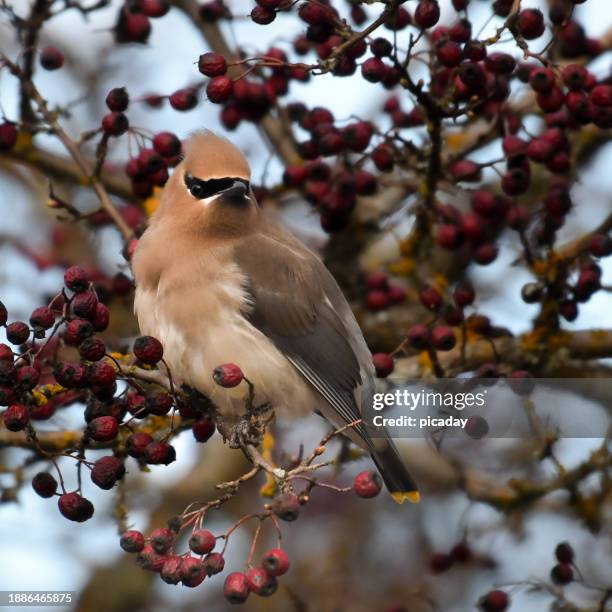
[184,173,249,200]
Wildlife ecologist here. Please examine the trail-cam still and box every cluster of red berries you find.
[120,521,290,602]
[125,130,182,198]
[429,540,472,573]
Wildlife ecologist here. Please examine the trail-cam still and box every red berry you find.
[87,415,119,442]
[262,548,290,576]
[31,472,58,498]
[429,552,453,573]
[133,335,163,365]
[141,0,169,18]
[437,224,462,249]
[54,362,88,388]
[361,57,386,83]
[152,131,181,157]
[204,552,225,576]
[105,87,129,111]
[87,361,116,387]
[72,291,98,319]
[366,290,389,311]
[551,563,573,585]
[419,286,442,311]
[480,590,509,611]
[454,282,474,306]
[591,84,612,107]
[3,403,29,431]
[372,353,394,378]
[387,284,406,304]
[136,544,167,571]
[224,572,250,604]
[213,363,243,387]
[0,122,18,151]
[64,266,89,292]
[118,11,151,43]
[590,234,612,258]
[160,556,183,584]
[555,541,574,564]
[198,52,227,77]
[126,432,154,458]
[189,529,216,555]
[518,9,545,39]
[246,567,277,596]
[450,541,472,563]
[192,416,215,442]
[207,76,234,103]
[29,306,55,331]
[169,88,198,111]
[101,112,129,136]
[485,52,516,75]
[58,492,94,522]
[40,47,64,70]
[91,455,125,489]
[431,326,456,351]
[448,159,481,182]
[502,168,530,196]
[144,440,176,465]
[251,5,276,25]
[414,0,440,29]
[354,469,382,498]
[6,321,30,345]
[181,556,206,587]
[120,530,145,553]
[150,527,175,553]
[407,324,430,350]
[436,40,462,68]
[473,243,498,265]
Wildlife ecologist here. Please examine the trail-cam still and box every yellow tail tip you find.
[391,491,420,504]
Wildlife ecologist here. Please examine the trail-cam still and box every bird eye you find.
[189,183,205,199]
[184,172,249,200]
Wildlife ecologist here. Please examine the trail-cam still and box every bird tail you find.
[369,439,420,504]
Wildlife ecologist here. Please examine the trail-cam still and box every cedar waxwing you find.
[132,131,419,503]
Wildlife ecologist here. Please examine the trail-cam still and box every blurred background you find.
[0,0,611,610]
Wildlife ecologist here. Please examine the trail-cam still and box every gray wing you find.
[233,227,373,441]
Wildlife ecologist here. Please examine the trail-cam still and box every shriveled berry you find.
[207,76,234,103]
[136,544,167,571]
[87,416,119,442]
[204,552,225,576]
[72,291,98,319]
[354,469,382,498]
[102,112,129,136]
[87,361,116,387]
[91,455,125,489]
[144,440,176,465]
[31,472,58,498]
[169,88,198,111]
[213,363,243,387]
[58,492,94,522]
[126,432,154,458]
[29,306,55,330]
[272,492,300,521]
[145,392,173,416]
[198,52,228,77]
[79,337,106,361]
[54,362,88,388]
[64,265,89,292]
[160,556,183,584]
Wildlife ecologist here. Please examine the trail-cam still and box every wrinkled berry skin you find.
[354,470,382,498]
[3,403,29,431]
[272,492,301,521]
[90,456,125,489]
[87,416,119,442]
[204,552,225,576]
[246,567,278,596]
[58,492,95,522]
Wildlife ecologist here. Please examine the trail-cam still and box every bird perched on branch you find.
[131,131,419,503]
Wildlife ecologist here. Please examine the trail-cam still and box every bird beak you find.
[218,180,251,207]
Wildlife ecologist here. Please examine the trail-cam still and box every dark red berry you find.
[207,76,234,103]
[87,415,119,442]
[198,52,227,77]
[6,321,29,345]
[150,527,175,553]
[192,416,215,443]
[152,132,181,157]
[414,0,440,29]
[407,324,430,350]
[64,266,89,292]
[246,567,277,596]
[40,47,64,70]
[58,492,94,522]
[454,282,474,306]
[555,542,574,564]
[160,556,183,584]
[480,590,509,611]
[141,0,169,18]
[136,544,167,571]
[272,492,300,521]
[419,286,442,311]
[144,440,176,465]
[102,112,129,136]
[105,87,129,111]
[31,472,58,498]
[431,326,456,351]
[87,361,116,387]
[372,353,394,378]
[169,88,198,111]
[91,455,125,489]
[181,556,206,587]
[551,563,573,585]
[204,552,225,576]
[133,335,163,365]
[518,9,545,40]
[29,306,55,330]
[430,552,453,573]
[0,122,18,151]
[126,432,154,458]
[72,291,98,319]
